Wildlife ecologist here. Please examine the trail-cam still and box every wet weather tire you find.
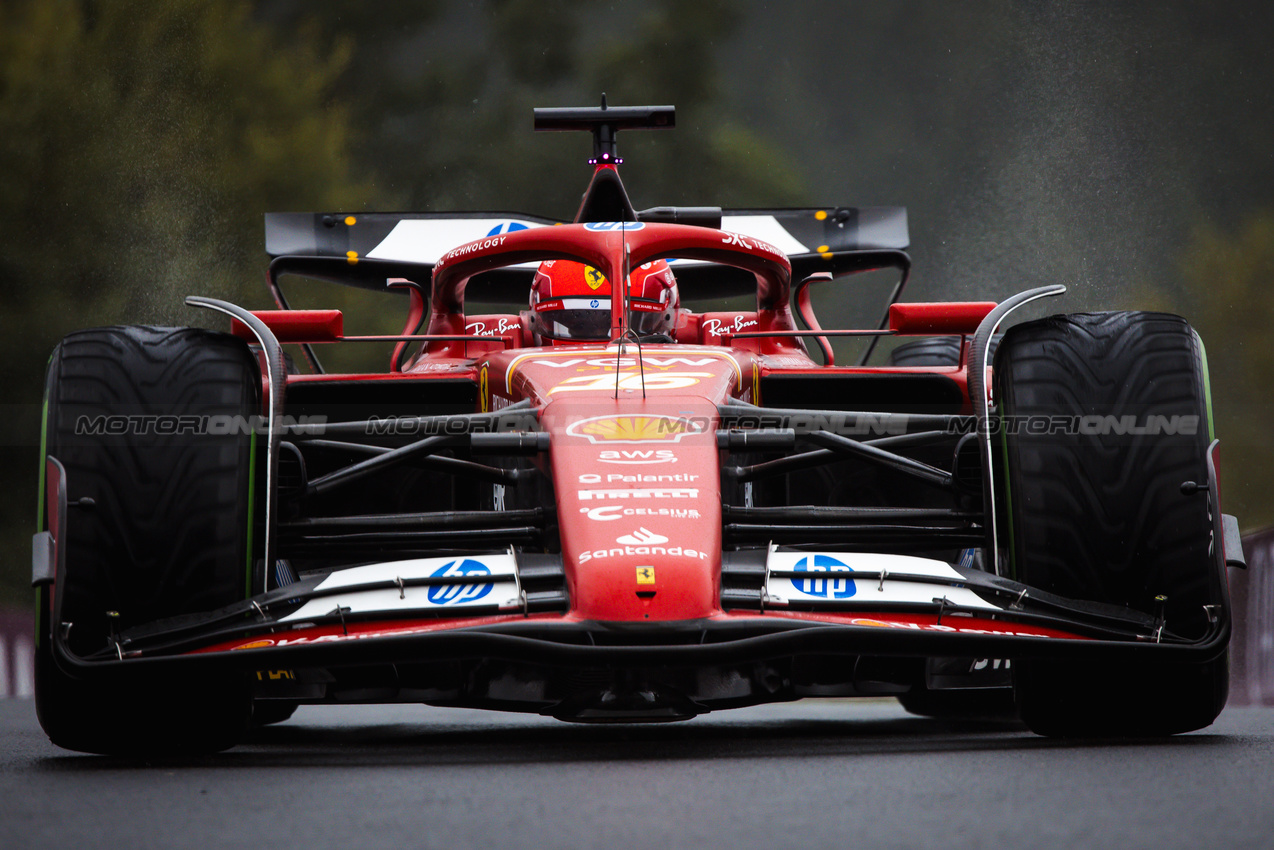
[35,326,259,755]
[251,701,299,727]
[897,688,1018,721]
[886,336,998,368]
[994,312,1228,737]
[887,337,963,367]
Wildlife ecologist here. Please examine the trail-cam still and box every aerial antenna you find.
[533,99,675,166]
[613,233,646,399]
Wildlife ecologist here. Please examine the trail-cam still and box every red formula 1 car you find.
[34,103,1242,753]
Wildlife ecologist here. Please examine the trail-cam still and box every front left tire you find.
[36,326,260,755]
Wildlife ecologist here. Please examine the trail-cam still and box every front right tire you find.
[994,312,1228,737]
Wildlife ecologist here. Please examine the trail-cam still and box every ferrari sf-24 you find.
[32,102,1242,753]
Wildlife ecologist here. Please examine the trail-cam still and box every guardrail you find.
[1230,528,1274,705]
[0,607,33,698]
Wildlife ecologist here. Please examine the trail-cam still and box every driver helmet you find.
[528,259,679,342]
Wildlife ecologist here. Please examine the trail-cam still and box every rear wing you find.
[264,207,909,300]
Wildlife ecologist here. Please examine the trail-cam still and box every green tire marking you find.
[244,434,258,599]
[1195,331,1216,443]
[36,395,48,533]
[998,423,1017,581]
[34,390,50,649]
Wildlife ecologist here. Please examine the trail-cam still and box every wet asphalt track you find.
[3,698,1273,850]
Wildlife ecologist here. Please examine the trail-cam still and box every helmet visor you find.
[537,298,613,341]
[629,307,672,336]
[628,293,673,337]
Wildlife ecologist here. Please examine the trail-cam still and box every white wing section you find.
[281,554,521,620]
[719,215,810,255]
[764,551,999,611]
[367,219,548,264]
[366,215,811,265]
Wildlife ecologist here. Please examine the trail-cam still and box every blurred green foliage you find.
[2,0,1274,607]
[0,0,372,602]
[0,0,805,603]
[1167,215,1274,528]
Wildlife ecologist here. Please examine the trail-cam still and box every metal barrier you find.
[0,607,34,699]
[1231,528,1274,705]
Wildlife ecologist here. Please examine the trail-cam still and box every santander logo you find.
[616,528,669,546]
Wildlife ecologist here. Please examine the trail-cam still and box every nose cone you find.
[544,399,722,621]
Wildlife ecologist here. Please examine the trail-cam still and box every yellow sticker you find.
[479,364,490,413]
[255,669,295,680]
[232,640,275,651]
[636,566,656,585]
[584,265,607,290]
[344,215,357,226]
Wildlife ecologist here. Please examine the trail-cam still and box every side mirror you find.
[794,271,836,365]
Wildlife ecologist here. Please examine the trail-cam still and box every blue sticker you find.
[590,299,600,308]
[427,559,494,605]
[583,221,646,232]
[486,222,530,236]
[791,554,856,599]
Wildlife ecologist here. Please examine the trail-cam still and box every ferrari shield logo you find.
[585,265,607,290]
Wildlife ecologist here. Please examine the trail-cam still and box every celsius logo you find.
[616,528,669,546]
[486,221,529,236]
[427,559,494,605]
[580,506,702,521]
[791,554,856,600]
[584,221,646,231]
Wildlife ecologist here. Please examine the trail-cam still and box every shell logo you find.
[566,414,708,444]
[230,639,276,650]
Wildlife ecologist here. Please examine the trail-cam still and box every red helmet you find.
[528,259,679,342]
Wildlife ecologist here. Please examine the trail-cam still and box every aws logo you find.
[598,449,677,465]
[566,415,708,444]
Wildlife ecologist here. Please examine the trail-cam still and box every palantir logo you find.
[792,554,856,599]
[427,559,494,605]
